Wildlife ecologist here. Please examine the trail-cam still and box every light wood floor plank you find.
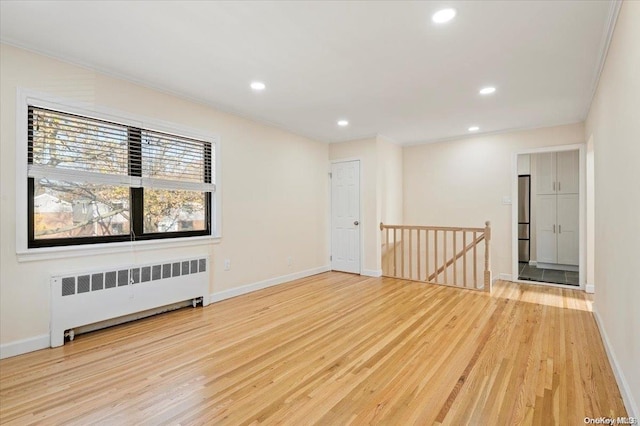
[0,272,627,425]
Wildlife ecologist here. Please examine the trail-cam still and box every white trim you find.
[593,307,638,418]
[528,260,538,266]
[15,88,223,257]
[0,334,49,359]
[361,269,382,278]
[17,235,220,263]
[585,283,595,294]
[511,144,586,291]
[583,0,623,119]
[210,266,330,303]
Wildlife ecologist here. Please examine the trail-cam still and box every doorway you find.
[512,146,585,288]
[331,160,361,274]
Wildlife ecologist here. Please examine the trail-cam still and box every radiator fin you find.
[105,271,117,288]
[62,277,75,296]
[60,258,208,297]
[77,275,91,293]
[91,273,104,291]
[141,266,151,282]
[131,268,140,284]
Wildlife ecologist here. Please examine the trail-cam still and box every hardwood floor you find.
[0,272,626,425]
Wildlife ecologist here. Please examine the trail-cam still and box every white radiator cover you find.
[50,256,210,347]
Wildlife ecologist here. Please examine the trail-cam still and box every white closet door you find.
[331,161,361,274]
[536,194,557,263]
[557,194,579,265]
[557,150,579,194]
[535,152,556,194]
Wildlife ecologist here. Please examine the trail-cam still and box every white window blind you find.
[28,107,215,192]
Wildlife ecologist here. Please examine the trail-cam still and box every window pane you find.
[30,108,129,175]
[33,179,130,239]
[143,189,206,233]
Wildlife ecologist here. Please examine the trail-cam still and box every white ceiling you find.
[0,1,616,145]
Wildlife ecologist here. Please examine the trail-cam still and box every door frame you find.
[329,158,363,275]
[511,143,586,291]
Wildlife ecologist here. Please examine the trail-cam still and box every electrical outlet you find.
[287,256,293,267]
[224,259,231,271]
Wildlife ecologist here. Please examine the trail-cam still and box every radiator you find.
[50,256,210,347]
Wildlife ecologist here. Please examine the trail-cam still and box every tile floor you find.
[518,262,579,286]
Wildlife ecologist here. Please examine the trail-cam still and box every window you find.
[27,106,215,248]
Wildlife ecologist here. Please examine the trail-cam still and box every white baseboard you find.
[593,307,638,418]
[585,283,595,294]
[496,273,512,282]
[0,334,49,359]
[210,265,330,303]
[361,269,382,277]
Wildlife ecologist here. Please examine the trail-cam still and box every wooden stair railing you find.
[380,221,492,292]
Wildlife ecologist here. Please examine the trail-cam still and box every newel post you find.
[484,221,492,293]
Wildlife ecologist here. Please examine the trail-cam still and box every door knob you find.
[354,220,359,226]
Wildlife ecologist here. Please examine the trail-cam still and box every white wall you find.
[0,44,329,351]
[585,1,639,416]
[377,136,403,227]
[403,123,585,278]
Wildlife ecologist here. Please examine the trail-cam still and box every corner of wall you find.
[593,306,638,418]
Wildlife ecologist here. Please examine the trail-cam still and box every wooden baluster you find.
[425,230,430,282]
[401,229,405,278]
[453,230,457,286]
[443,230,448,284]
[463,231,467,287]
[484,221,492,292]
[380,224,391,275]
[433,230,438,283]
[417,229,421,281]
[393,228,397,278]
[409,229,414,280]
[473,231,477,288]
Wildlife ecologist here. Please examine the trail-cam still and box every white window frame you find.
[15,88,221,262]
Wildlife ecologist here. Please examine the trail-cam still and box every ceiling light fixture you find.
[250,81,266,91]
[337,120,349,127]
[479,86,496,95]
[468,126,480,132]
[432,8,456,24]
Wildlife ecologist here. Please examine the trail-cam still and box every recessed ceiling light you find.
[250,81,266,91]
[479,86,496,95]
[468,126,480,132]
[432,8,456,24]
[337,120,349,127]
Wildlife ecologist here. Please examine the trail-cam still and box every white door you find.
[557,193,579,265]
[331,161,360,274]
[536,194,558,263]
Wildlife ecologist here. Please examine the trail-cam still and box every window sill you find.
[16,235,221,263]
